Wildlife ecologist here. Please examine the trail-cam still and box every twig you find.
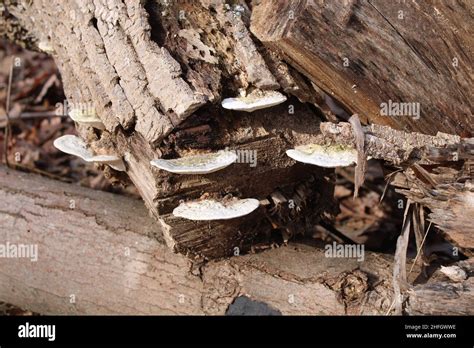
[379,168,403,204]
[409,222,432,275]
[348,114,367,198]
[319,220,357,244]
[34,74,58,104]
[8,163,73,183]
[1,110,61,121]
[3,58,14,168]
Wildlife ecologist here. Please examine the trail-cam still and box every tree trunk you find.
[1,166,472,315]
[2,0,473,260]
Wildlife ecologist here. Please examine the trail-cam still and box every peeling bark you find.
[2,0,472,262]
[315,121,474,253]
[3,0,335,259]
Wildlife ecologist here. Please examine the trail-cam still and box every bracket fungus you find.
[172,198,260,221]
[69,108,105,130]
[38,41,55,54]
[286,144,358,168]
[150,150,238,175]
[221,90,287,112]
[53,135,125,171]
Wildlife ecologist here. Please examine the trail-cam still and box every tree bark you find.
[3,0,338,259]
[2,0,472,260]
[1,166,472,315]
[316,121,474,254]
[251,0,473,136]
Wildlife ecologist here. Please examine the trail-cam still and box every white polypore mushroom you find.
[286,144,358,167]
[173,198,260,221]
[150,150,237,175]
[221,90,287,112]
[53,135,125,171]
[38,41,55,54]
[69,108,105,130]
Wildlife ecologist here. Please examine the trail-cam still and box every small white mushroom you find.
[69,108,105,130]
[221,90,287,112]
[38,41,55,54]
[53,135,125,171]
[150,150,237,175]
[173,198,260,221]
[439,265,467,282]
[286,144,357,168]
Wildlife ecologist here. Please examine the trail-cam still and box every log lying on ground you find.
[406,259,474,315]
[1,167,472,315]
[3,0,473,261]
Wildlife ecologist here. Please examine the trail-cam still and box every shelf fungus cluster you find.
[221,90,287,112]
[53,135,125,171]
[150,151,260,221]
[286,144,358,168]
[151,89,289,222]
[38,40,55,54]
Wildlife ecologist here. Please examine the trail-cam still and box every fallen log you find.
[0,166,472,315]
[3,0,335,259]
[2,0,472,262]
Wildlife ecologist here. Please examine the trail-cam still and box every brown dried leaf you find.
[349,114,367,197]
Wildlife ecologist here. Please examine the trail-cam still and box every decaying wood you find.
[406,278,474,315]
[395,178,474,256]
[3,0,472,264]
[316,121,474,253]
[2,0,342,259]
[406,259,474,315]
[1,167,472,315]
[318,121,467,166]
[392,202,411,315]
[251,0,473,136]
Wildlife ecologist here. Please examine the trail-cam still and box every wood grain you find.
[1,167,472,315]
[251,0,473,135]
